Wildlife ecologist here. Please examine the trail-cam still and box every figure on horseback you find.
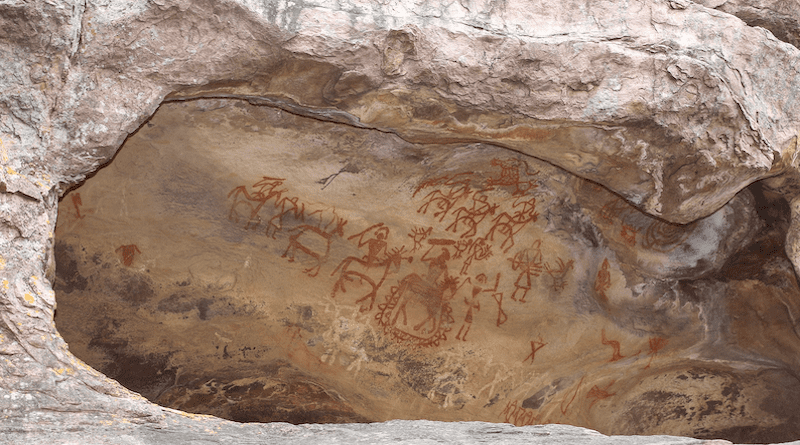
[331,223,413,311]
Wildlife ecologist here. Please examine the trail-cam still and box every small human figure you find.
[455,273,500,341]
[363,226,390,266]
[524,336,547,364]
[594,258,612,302]
[71,193,84,219]
[115,244,141,267]
[508,239,543,303]
[493,292,508,326]
[620,224,637,246]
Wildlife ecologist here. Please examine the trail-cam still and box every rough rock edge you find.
[0,0,799,443]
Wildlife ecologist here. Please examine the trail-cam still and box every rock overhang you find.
[3,0,800,443]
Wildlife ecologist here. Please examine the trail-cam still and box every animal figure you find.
[331,246,412,312]
[281,214,347,277]
[544,257,574,291]
[391,272,459,335]
[227,177,287,229]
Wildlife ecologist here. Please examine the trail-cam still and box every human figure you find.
[508,239,543,302]
[331,223,409,310]
[455,273,500,341]
[115,244,141,267]
[524,336,547,364]
[594,258,611,302]
[493,292,508,326]
[460,237,492,275]
[71,193,84,219]
[338,223,391,266]
[447,194,498,238]
[362,226,390,266]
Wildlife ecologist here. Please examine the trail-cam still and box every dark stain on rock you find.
[698,399,722,421]
[104,350,175,400]
[522,385,552,410]
[397,356,439,397]
[721,383,740,400]
[112,272,155,305]
[624,390,693,433]
[87,327,175,401]
[298,305,313,321]
[158,375,370,424]
[547,197,601,248]
[483,393,500,408]
[197,298,212,320]
[53,242,88,293]
[158,293,194,313]
[412,102,449,121]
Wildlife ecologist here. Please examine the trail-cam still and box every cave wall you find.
[2,0,800,443]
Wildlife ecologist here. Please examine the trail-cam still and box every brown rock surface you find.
[2,0,800,443]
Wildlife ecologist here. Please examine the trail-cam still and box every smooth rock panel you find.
[53,98,800,442]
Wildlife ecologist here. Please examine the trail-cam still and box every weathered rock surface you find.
[0,417,738,445]
[2,0,800,444]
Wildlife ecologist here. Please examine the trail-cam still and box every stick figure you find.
[455,273,500,341]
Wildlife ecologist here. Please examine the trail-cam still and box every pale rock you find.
[1,0,800,444]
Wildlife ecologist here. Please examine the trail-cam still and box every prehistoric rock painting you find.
[560,376,585,416]
[601,329,624,362]
[543,258,573,292]
[586,381,616,409]
[455,273,500,341]
[644,337,668,369]
[116,244,141,267]
[71,193,85,219]
[407,226,432,252]
[500,399,540,426]
[594,258,611,302]
[52,96,800,441]
[493,292,508,326]
[524,336,547,364]
[229,157,550,348]
[485,158,539,196]
[331,224,413,311]
[509,239,543,303]
[283,212,348,277]
[228,177,347,277]
[596,196,691,252]
[376,242,458,348]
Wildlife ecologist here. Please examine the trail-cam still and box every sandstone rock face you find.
[3,0,800,444]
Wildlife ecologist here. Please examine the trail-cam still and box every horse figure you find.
[281,213,347,277]
[227,177,287,230]
[330,246,413,312]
